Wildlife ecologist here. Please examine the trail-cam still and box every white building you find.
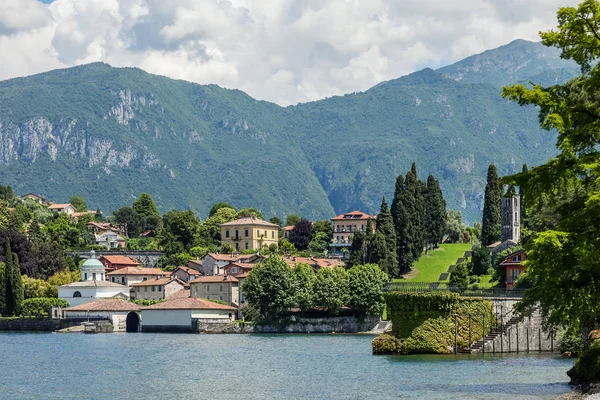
[48,203,76,215]
[63,299,142,332]
[141,297,237,333]
[58,251,130,307]
[107,267,168,286]
[95,232,126,249]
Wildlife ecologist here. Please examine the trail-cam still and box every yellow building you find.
[220,217,279,252]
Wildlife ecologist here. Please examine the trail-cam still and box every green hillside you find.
[0,40,571,221]
[401,243,472,282]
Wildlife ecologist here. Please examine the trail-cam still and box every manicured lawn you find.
[399,243,472,282]
[476,274,501,289]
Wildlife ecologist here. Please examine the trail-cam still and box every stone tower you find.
[501,191,520,243]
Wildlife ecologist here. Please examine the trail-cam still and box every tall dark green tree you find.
[481,164,502,246]
[289,219,312,251]
[520,164,529,229]
[404,164,425,262]
[0,262,5,316]
[375,197,398,277]
[4,239,23,316]
[425,175,447,248]
[391,175,413,275]
[347,231,367,268]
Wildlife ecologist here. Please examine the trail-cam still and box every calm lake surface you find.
[0,332,574,399]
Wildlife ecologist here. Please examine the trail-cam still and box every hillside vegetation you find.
[0,40,574,222]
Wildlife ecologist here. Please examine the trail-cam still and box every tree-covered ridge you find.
[0,40,569,223]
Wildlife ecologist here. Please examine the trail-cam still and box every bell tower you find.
[501,190,520,243]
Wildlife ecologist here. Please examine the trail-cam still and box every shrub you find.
[21,298,69,317]
[558,330,584,356]
[568,340,600,384]
[372,334,404,354]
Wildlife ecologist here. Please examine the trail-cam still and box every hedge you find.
[21,298,69,317]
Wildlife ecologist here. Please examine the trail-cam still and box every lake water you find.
[0,332,574,399]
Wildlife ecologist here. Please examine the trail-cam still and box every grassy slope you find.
[401,243,472,282]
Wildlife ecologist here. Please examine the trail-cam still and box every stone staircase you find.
[460,315,521,354]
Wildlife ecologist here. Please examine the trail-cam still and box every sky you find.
[0,0,580,106]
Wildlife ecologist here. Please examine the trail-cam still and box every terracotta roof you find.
[131,277,186,287]
[205,253,261,262]
[172,266,202,275]
[331,210,376,221]
[488,241,502,248]
[100,256,140,265]
[220,217,279,228]
[236,273,249,279]
[225,262,254,270]
[166,289,191,299]
[283,226,295,231]
[190,275,239,284]
[284,257,345,269]
[49,203,72,209]
[142,297,236,311]
[72,211,97,218]
[107,267,167,276]
[65,299,141,312]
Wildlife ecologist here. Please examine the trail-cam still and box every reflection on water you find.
[0,333,574,399]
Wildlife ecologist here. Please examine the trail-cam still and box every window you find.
[152,286,155,292]
[220,285,223,291]
[361,224,365,231]
[220,296,223,301]
[93,273,96,280]
[235,229,239,239]
[245,228,249,237]
[123,277,126,284]
[111,277,115,282]
[84,273,87,280]
[245,242,249,250]
[145,287,148,292]
[264,230,267,237]
[226,230,230,238]
[235,243,239,251]
[232,267,237,273]
[271,231,274,239]
[195,287,198,296]
[158,286,162,292]
[510,268,520,282]
[73,291,82,298]
[143,277,147,281]
[207,285,210,292]
[257,230,261,237]
[207,296,210,300]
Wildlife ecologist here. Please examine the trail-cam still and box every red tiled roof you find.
[283,226,295,231]
[65,299,141,312]
[49,203,72,209]
[488,241,502,248]
[166,289,191,299]
[131,277,186,287]
[220,217,279,228]
[236,273,249,279]
[206,253,261,262]
[225,262,254,270]
[190,275,239,284]
[107,267,167,276]
[172,266,202,275]
[330,210,376,221]
[101,256,140,266]
[142,297,236,311]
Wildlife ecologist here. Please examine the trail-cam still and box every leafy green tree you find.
[43,214,85,249]
[113,206,139,237]
[446,210,464,243]
[391,174,413,275]
[312,220,333,238]
[500,1,600,355]
[0,262,5,315]
[347,264,389,317]
[269,216,283,227]
[236,208,264,220]
[285,214,301,227]
[307,231,329,255]
[197,207,237,246]
[69,196,87,212]
[242,256,297,320]
[21,298,69,317]
[162,210,200,251]
[133,193,161,232]
[347,230,367,268]
[278,238,296,254]
[209,202,235,217]
[312,267,349,315]
[481,164,502,246]
[450,260,470,291]
[375,196,398,277]
[0,200,11,229]
[4,239,23,316]
[289,219,312,251]
[405,164,426,261]
[22,276,55,299]
[0,186,14,202]
[293,263,315,314]
[471,246,492,276]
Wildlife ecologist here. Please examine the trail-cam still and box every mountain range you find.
[0,39,578,223]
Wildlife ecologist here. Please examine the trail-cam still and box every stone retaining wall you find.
[0,318,60,331]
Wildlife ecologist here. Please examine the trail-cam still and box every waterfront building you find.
[220,216,279,252]
[107,267,168,286]
[500,249,527,290]
[141,297,237,333]
[63,299,142,332]
[329,211,376,254]
[58,251,130,306]
[190,275,240,306]
[131,277,187,301]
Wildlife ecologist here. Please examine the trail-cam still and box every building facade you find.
[501,192,521,243]
[190,275,240,306]
[107,267,168,286]
[220,217,279,252]
[194,253,263,276]
[131,277,186,301]
[329,211,376,254]
[99,255,140,271]
[500,250,527,290]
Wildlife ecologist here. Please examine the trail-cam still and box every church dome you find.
[82,250,104,270]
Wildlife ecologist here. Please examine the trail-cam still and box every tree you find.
[293,263,315,314]
[449,260,470,291]
[278,238,296,254]
[241,256,297,321]
[425,176,447,248]
[404,164,426,262]
[113,207,139,237]
[0,262,5,315]
[307,231,329,255]
[269,216,283,227]
[376,196,398,277]
[69,196,87,212]
[520,164,529,230]
[289,219,312,251]
[312,267,349,315]
[133,193,161,232]
[391,174,413,275]
[446,210,465,243]
[22,276,55,299]
[197,207,237,246]
[162,210,200,251]
[347,264,389,317]
[4,239,23,315]
[312,220,333,239]
[236,208,264,220]
[347,231,368,268]
[481,164,502,246]
[500,0,600,356]
[285,214,301,227]
[471,246,492,276]
[209,202,235,217]
[0,186,14,202]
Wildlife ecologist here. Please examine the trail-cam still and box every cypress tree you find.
[11,253,23,315]
[347,231,367,268]
[376,197,398,278]
[521,164,528,229]
[391,175,413,275]
[404,165,425,262]
[481,164,502,246]
[426,175,447,248]
[4,238,14,316]
[0,260,5,316]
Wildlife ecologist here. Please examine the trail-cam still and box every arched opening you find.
[126,312,140,333]
[73,291,82,297]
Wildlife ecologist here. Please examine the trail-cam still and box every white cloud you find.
[0,0,582,105]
